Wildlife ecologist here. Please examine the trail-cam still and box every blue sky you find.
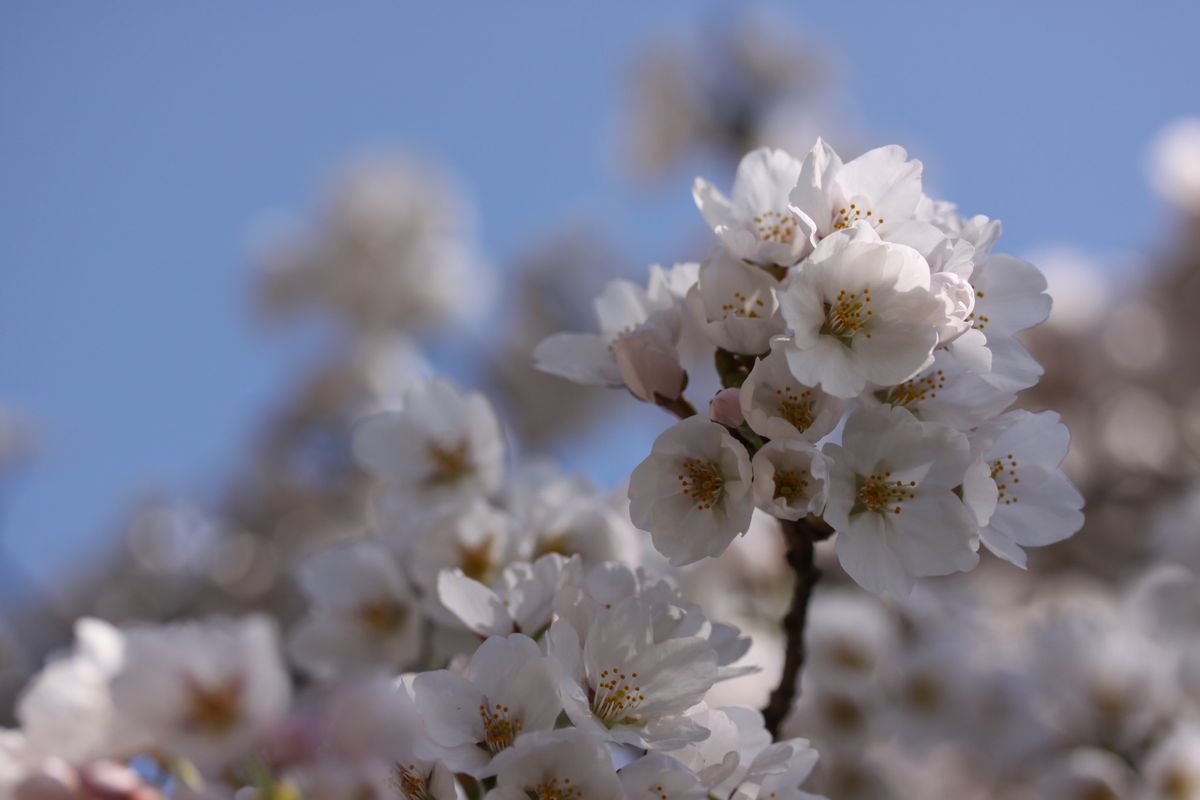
[1,1,1197,593]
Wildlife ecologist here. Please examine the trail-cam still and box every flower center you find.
[479,701,523,754]
[1161,769,1200,800]
[720,290,767,320]
[822,288,873,343]
[751,209,799,244]
[532,532,574,559]
[879,370,946,408]
[525,777,584,800]
[773,468,811,504]
[591,666,645,726]
[677,458,724,510]
[358,598,408,633]
[774,385,815,432]
[990,453,1020,506]
[457,539,496,582]
[425,439,473,486]
[853,471,917,515]
[393,764,434,800]
[183,675,243,735]
[832,202,882,230]
[966,288,990,330]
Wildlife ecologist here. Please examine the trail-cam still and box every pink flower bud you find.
[709,387,745,428]
[612,328,686,403]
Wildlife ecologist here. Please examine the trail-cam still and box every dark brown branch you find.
[761,516,831,738]
[655,394,697,419]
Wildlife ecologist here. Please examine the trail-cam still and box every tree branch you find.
[761,516,830,738]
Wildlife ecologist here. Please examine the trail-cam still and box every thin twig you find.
[761,516,830,738]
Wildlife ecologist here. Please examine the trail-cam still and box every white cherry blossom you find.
[108,615,291,772]
[823,406,980,597]
[686,249,784,355]
[628,416,755,566]
[437,553,572,638]
[751,440,829,521]
[859,350,1016,432]
[620,753,709,800]
[485,728,624,800]
[353,378,505,511]
[533,265,691,389]
[964,410,1084,567]
[739,342,846,443]
[413,633,561,775]
[693,147,809,267]
[778,226,946,398]
[16,619,141,766]
[787,138,924,247]
[548,596,719,750]
[288,539,422,679]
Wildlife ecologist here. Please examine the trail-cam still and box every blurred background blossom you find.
[3,2,1200,797]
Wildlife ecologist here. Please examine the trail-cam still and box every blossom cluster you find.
[539,139,1084,597]
[0,379,826,799]
[1,138,1092,800]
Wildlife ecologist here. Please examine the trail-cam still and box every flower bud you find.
[709,388,745,428]
[612,328,686,403]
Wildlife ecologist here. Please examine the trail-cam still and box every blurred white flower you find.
[109,615,290,772]
[354,378,505,512]
[288,539,422,679]
[1148,117,1200,215]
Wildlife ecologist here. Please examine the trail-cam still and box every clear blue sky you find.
[2,1,1197,593]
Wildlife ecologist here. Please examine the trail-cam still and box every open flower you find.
[964,410,1084,567]
[486,728,624,800]
[628,416,755,566]
[687,248,784,355]
[108,616,291,772]
[16,619,142,767]
[788,138,925,247]
[823,406,979,597]
[288,539,422,680]
[353,378,505,511]
[621,753,709,800]
[739,342,846,442]
[438,553,573,638]
[751,440,829,521]
[533,265,691,389]
[693,147,809,267]
[778,226,945,398]
[412,633,561,776]
[859,350,1016,432]
[548,596,719,750]
[949,252,1051,392]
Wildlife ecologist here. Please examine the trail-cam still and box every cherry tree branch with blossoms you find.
[0,137,1087,800]
[539,137,1085,742]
